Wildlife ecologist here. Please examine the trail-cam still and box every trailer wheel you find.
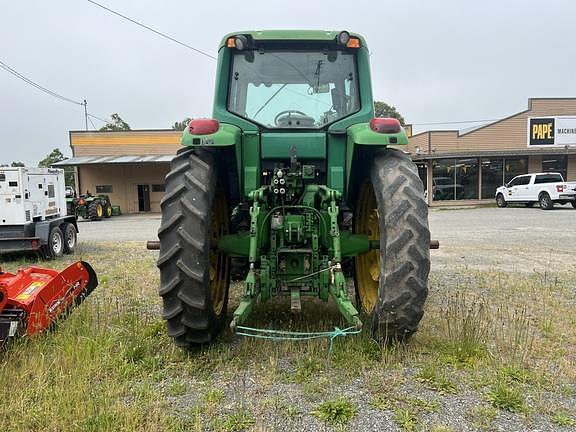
[354,149,430,342]
[88,201,104,220]
[48,226,65,258]
[158,149,230,349]
[63,223,77,254]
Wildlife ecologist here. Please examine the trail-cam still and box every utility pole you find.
[83,100,88,130]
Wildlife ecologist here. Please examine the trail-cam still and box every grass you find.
[1,241,575,430]
[311,398,357,426]
[487,380,527,413]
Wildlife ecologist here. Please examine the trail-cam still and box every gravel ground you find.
[72,207,576,431]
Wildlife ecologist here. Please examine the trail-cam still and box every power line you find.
[1,60,109,126]
[88,116,98,130]
[87,113,109,123]
[85,0,217,60]
[0,60,83,105]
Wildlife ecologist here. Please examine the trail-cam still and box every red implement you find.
[0,261,97,346]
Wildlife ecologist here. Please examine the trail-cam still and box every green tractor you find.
[157,30,430,348]
[66,187,113,221]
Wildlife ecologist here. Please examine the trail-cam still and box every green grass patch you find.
[311,398,357,426]
[416,363,457,394]
[487,380,527,413]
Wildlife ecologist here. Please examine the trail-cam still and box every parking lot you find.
[79,206,576,272]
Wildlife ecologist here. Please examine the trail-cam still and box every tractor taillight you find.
[188,119,220,135]
[370,118,401,134]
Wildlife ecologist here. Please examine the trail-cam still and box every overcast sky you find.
[1,0,575,165]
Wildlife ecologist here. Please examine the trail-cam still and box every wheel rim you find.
[107,206,112,217]
[67,228,76,249]
[96,204,103,218]
[355,181,380,313]
[52,231,62,254]
[209,186,229,315]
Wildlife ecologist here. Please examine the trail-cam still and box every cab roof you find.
[219,30,367,49]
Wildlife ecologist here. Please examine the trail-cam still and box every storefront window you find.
[432,158,478,200]
[542,155,567,179]
[504,158,528,183]
[455,158,478,199]
[480,157,527,199]
[481,158,503,199]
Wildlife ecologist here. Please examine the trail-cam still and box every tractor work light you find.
[337,31,351,45]
[370,117,402,134]
[188,118,220,135]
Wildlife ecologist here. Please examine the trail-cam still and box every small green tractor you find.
[157,30,431,348]
[66,187,113,221]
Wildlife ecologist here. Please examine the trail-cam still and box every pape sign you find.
[528,116,576,147]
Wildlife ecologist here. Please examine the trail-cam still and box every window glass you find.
[96,185,113,194]
[542,155,567,180]
[432,158,478,200]
[515,176,531,186]
[455,158,478,199]
[504,158,528,183]
[432,159,456,200]
[481,158,503,198]
[48,184,55,198]
[535,173,563,184]
[151,184,165,193]
[228,50,359,129]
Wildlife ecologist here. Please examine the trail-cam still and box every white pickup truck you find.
[495,172,576,210]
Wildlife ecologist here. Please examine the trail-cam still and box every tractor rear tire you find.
[104,203,113,218]
[88,201,104,220]
[354,149,430,341]
[157,149,230,348]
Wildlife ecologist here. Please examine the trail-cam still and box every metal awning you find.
[52,155,174,166]
[411,147,576,161]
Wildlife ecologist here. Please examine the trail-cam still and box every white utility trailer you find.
[0,167,78,256]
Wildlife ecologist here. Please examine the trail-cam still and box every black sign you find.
[529,118,555,146]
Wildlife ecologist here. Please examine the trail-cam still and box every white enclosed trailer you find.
[0,167,78,256]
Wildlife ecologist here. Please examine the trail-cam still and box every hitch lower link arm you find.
[231,191,263,332]
[327,193,362,330]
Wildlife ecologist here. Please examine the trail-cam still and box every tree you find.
[38,148,75,187]
[374,101,406,125]
[38,148,66,167]
[99,113,131,131]
[172,118,192,131]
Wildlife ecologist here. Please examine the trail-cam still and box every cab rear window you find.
[535,174,563,184]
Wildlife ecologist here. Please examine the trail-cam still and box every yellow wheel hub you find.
[96,204,103,218]
[355,181,380,313]
[209,187,229,315]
